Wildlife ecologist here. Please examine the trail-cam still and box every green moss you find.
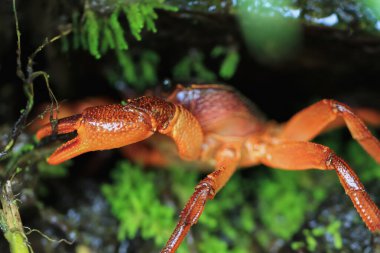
[76,1,176,56]
[291,241,305,250]
[66,1,177,89]
[83,10,101,59]
[124,4,144,41]
[303,229,318,252]
[102,161,258,252]
[102,160,330,251]
[100,25,115,53]
[256,170,329,241]
[198,233,229,253]
[327,221,343,249]
[293,220,342,252]
[108,11,128,51]
[101,162,176,247]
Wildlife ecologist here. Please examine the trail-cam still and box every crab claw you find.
[36,113,85,165]
[36,104,154,165]
[36,114,82,141]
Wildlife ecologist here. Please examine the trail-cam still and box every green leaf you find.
[109,11,128,50]
[116,50,137,84]
[219,49,240,79]
[84,10,101,59]
[124,4,144,41]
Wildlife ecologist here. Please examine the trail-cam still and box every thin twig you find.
[24,227,74,245]
[13,0,25,82]
[0,0,71,161]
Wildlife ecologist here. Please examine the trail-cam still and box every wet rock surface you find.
[280,181,380,253]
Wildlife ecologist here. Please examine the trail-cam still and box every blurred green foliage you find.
[237,0,301,63]
[68,0,177,89]
[211,46,240,79]
[173,47,241,83]
[235,0,380,63]
[72,1,177,57]
[37,160,70,178]
[64,1,246,89]
[105,50,160,91]
[347,138,380,182]
[291,220,342,252]
[318,129,380,183]
[361,0,380,19]
[172,50,216,83]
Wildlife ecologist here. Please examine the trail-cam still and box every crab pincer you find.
[36,113,84,164]
[36,97,203,166]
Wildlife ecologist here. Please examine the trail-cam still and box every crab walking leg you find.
[260,141,380,232]
[325,108,380,131]
[353,108,380,126]
[161,148,240,253]
[279,99,380,163]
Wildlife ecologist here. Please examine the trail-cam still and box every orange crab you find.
[36,84,380,253]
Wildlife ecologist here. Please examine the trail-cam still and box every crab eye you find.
[154,78,175,97]
[161,78,173,92]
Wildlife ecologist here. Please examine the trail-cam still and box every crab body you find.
[166,84,268,168]
[36,84,380,253]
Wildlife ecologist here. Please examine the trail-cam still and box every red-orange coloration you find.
[36,84,380,252]
[29,97,113,132]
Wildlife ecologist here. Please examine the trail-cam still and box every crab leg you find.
[260,141,380,232]
[324,108,380,131]
[161,147,239,253]
[36,97,204,165]
[279,99,380,163]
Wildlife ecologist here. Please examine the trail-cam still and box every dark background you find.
[1,1,380,126]
[0,1,380,252]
